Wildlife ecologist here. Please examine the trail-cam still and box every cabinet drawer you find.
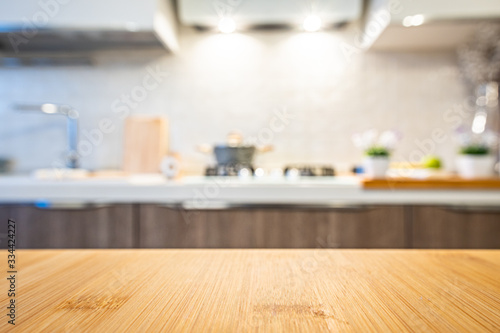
[8,204,135,249]
[412,206,500,249]
[139,204,406,248]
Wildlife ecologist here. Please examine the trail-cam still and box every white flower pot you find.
[456,155,495,179]
[364,156,389,178]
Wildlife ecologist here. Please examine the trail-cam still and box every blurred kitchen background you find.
[1,0,500,250]
[1,0,497,175]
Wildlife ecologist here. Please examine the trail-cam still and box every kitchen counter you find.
[2,249,499,332]
[1,175,500,206]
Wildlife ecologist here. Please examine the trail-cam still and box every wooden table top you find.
[2,250,500,332]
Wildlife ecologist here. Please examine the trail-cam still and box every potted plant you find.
[456,130,498,179]
[352,129,400,178]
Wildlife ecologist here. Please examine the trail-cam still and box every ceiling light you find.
[403,14,425,27]
[411,15,424,26]
[402,16,413,27]
[303,15,322,32]
[218,18,236,34]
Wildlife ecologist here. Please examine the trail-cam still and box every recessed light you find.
[403,14,425,27]
[411,15,424,26]
[402,16,413,27]
[218,18,236,34]
[303,15,322,32]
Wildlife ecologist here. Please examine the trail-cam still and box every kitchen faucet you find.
[14,103,80,169]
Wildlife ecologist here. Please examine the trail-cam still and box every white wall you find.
[0,28,472,175]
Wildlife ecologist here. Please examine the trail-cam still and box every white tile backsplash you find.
[0,28,473,174]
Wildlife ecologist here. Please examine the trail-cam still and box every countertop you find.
[1,175,500,206]
[2,249,499,332]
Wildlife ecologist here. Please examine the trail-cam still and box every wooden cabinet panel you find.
[139,205,263,248]
[0,205,11,223]
[139,205,406,248]
[9,204,135,249]
[254,206,406,248]
[321,206,407,248]
[412,206,500,249]
[4,202,499,249]
[139,205,204,248]
[0,205,12,248]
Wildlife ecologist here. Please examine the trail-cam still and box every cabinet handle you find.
[33,202,112,210]
[157,202,373,211]
[442,205,500,213]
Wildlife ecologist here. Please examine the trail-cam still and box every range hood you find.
[179,0,362,30]
[363,0,500,51]
[0,0,179,55]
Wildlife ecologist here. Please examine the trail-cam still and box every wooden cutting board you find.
[2,250,499,332]
[122,116,168,173]
[363,177,500,189]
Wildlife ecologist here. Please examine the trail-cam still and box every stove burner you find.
[283,165,335,177]
[205,164,335,177]
[205,164,254,177]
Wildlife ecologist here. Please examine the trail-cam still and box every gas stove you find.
[283,165,335,177]
[205,164,254,177]
[205,164,335,178]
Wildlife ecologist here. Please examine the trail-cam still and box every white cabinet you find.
[363,0,500,51]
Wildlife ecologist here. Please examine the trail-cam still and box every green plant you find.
[365,146,390,157]
[459,145,490,155]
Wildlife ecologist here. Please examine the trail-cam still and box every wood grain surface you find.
[362,177,500,189]
[122,116,168,173]
[138,205,406,248]
[1,250,499,332]
[11,204,135,249]
[412,206,500,249]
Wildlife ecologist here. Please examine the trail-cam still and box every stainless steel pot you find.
[197,131,272,165]
[213,145,256,165]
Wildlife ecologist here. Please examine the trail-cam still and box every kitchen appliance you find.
[197,132,273,166]
[123,116,168,174]
[205,164,255,177]
[179,0,362,30]
[205,164,335,177]
[0,0,178,55]
[284,165,335,177]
